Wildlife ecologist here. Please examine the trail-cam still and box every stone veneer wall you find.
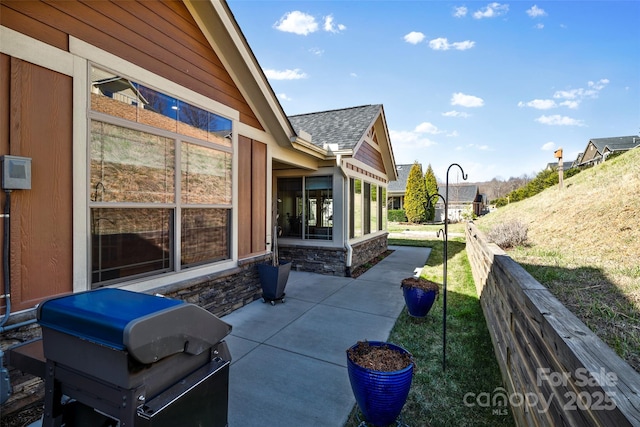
[278,245,347,276]
[350,233,389,273]
[278,233,388,277]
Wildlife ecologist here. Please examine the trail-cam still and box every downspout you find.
[337,155,353,276]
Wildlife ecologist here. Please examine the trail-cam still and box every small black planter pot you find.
[258,262,291,305]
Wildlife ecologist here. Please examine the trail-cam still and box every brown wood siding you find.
[237,136,266,258]
[237,135,252,256]
[251,139,266,253]
[354,141,386,175]
[1,58,73,313]
[0,0,263,130]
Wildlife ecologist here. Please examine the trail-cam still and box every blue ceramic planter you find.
[347,341,414,426]
[402,286,437,318]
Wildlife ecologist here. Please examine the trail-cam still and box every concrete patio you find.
[222,245,431,426]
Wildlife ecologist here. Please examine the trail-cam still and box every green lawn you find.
[345,236,515,427]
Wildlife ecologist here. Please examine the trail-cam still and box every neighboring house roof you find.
[578,135,640,165]
[545,161,574,171]
[589,135,639,153]
[437,184,479,203]
[288,105,384,151]
[388,163,420,194]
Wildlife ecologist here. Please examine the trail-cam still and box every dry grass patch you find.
[477,148,640,371]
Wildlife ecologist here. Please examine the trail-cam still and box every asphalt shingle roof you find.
[437,184,479,203]
[388,163,420,193]
[590,136,640,152]
[288,105,382,150]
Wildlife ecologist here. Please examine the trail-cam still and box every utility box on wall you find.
[1,155,32,190]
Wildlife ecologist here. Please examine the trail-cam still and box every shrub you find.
[487,220,529,249]
[388,209,407,222]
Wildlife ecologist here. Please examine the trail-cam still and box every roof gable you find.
[288,105,382,150]
[589,136,640,153]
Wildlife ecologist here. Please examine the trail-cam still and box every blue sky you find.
[227,1,639,182]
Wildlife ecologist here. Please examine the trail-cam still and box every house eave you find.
[184,0,295,146]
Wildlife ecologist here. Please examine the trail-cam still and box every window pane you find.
[370,183,378,233]
[363,182,371,235]
[91,208,172,285]
[177,102,232,148]
[305,176,332,240]
[91,67,232,147]
[381,187,388,230]
[352,179,362,238]
[91,67,148,123]
[278,178,303,238]
[91,121,175,203]
[182,208,230,266]
[181,142,231,205]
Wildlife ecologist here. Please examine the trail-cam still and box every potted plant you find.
[258,199,291,305]
[401,277,440,318]
[346,340,414,426]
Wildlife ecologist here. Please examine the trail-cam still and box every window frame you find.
[86,63,237,289]
[277,175,334,241]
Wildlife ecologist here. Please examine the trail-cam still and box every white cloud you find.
[518,99,556,109]
[389,129,438,149]
[415,122,442,134]
[527,5,547,18]
[534,23,544,30]
[454,6,468,18]
[473,2,509,19]
[442,110,471,118]
[274,11,318,35]
[264,68,308,80]
[324,15,346,33]
[451,92,484,107]
[404,31,425,44]
[541,141,556,151]
[559,100,579,109]
[429,38,475,50]
[553,78,609,101]
[350,72,358,78]
[278,93,292,101]
[447,130,460,137]
[309,47,324,56]
[535,115,585,126]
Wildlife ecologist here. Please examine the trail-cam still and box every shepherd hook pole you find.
[443,163,467,371]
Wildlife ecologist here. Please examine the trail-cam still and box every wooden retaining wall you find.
[465,221,640,426]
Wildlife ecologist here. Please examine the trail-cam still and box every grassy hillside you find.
[476,147,640,372]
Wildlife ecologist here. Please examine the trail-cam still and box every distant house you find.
[577,136,640,167]
[545,161,575,172]
[387,163,419,210]
[435,184,485,222]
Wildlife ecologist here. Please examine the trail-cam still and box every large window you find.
[350,178,385,239]
[278,176,333,240]
[89,67,232,286]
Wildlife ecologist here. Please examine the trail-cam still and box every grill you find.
[32,288,232,427]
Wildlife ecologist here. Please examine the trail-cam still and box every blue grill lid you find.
[37,288,184,351]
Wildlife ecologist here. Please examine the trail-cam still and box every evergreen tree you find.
[424,164,438,221]
[404,162,428,223]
